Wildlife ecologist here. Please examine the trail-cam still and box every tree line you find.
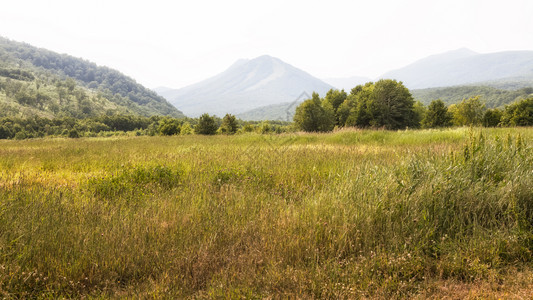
[293,79,533,132]
[0,114,290,140]
[1,79,531,140]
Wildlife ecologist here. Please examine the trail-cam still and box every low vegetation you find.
[0,128,532,298]
[0,115,290,139]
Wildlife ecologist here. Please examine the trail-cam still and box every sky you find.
[1,0,532,89]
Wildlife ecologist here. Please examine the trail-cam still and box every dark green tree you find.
[336,95,356,126]
[369,79,416,129]
[323,89,347,125]
[195,113,218,135]
[410,101,426,129]
[293,92,334,132]
[219,114,238,134]
[344,83,374,127]
[500,97,533,126]
[0,125,12,139]
[346,80,415,129]
[482,108,502,127]
[68,129,80,138]
[422,99,452,128]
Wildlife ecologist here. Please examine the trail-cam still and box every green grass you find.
[0,128,532,298]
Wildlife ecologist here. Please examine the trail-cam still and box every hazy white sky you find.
[1,0,532,88]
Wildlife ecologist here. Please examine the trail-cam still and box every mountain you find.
[322,76,371,91]
[380,48,533,89]
[0,36,184,118]
[157,55,334,117]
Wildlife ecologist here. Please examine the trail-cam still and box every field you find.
[0,128,532,298]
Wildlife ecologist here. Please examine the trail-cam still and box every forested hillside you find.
[0,37,184,118]
[412,85,533,108]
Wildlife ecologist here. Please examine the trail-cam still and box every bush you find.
[14,131,27,140]
[180,122,193,135]
[158,118,181,136]
[68,129,80,138]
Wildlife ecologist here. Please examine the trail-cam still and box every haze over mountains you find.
[156,48,533,120]
[3,35,530,121]
[155,55,333,117]
[322,76,371,91]
[381,48,533,89]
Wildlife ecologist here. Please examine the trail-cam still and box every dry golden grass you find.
[0,127,532,298]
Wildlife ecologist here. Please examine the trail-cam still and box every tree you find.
[0,125,12,139]
[180,122,193,135]
[293,92,334,132]
[410,101,426,129]
[158,118,181,136]
[195,113,218,135]
[343,83,374,127]
[500,97,533,126]
[452,96,485,126]
[219,114,238,134]
[482,108,502,127]
[323,89,347,125]
[345,80,416,129]
[258,121,272,134]
[369,79,416,129]
[422,99,452,128]
[336,95,356,126]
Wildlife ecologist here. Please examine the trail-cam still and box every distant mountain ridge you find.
[380,48,533,89]
[0,36,184,118]
[156,55,333,117]
[234,48,533,121]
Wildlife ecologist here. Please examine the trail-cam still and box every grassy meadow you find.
[0,127,532,298]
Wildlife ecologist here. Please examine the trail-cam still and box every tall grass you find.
[0,128,532,298]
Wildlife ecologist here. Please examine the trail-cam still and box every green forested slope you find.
[0,37,184,118]
[412,85,533,108]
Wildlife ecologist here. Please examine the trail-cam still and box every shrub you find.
[68,129,80,138]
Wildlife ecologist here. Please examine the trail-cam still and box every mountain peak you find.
[157,55,333,117]
[254,54,275,60]
[249,55,285,67]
